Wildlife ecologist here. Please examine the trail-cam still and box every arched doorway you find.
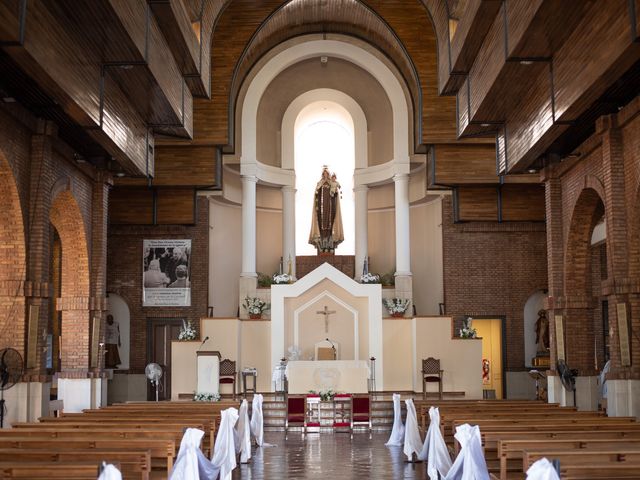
[49,189,90,371]
[0,152,26,357]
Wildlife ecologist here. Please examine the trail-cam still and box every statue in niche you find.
[309,167,344,254]
[535,309,550,354]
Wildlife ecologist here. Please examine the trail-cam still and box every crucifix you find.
[316,306,336,333]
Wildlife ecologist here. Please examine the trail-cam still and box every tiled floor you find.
[232,432,425,479]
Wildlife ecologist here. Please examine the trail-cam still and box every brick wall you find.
[107,197,209,373]
[0,102,109,375]
[442,197,548,371]
[545,96,640,379]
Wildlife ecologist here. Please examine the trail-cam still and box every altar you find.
[286,360,370,394]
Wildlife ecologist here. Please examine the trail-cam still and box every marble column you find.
[282,185,296,278]
[241,175,258,278]
[393,173,411,276]
[354,184,369,279]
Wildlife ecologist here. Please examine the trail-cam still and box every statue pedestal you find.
[296,255,355,279]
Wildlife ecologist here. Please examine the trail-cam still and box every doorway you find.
[473,318,505,399]
[146,318,184,401]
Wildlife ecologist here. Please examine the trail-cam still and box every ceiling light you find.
[528,168,537,174]
[520,60,533,65]
[115,172,126,178]
[480,123,490,127]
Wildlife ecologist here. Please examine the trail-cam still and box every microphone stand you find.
[326,337,336,360]
[197,336,210,352]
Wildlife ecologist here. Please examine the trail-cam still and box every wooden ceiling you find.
[1,0,638,209]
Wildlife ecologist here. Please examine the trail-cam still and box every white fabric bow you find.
[403,399,423,461]
[212,407,240,480]
[170,428,217,480]
[385,393,405,446]
[250,393,265,446]
[444,424,490,480]
[97,463,122,480]
[526,458,560,480]
[419,407,452,479]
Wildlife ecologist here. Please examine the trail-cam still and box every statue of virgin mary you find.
[309,167,344,254]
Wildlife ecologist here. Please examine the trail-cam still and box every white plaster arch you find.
[282,88,367,170]
[293,290,359,359]
[241,39,411,185]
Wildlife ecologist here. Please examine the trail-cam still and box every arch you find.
[564,187,606,297]
[50,189,91,371]
[240,38,411,186]
[0,151,26,356]
[282,88,368,170]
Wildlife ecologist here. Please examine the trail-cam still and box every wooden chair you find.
[422,357,443,399]
[219,359,237,398]
[285,395,307,438]
[351,394,372,438]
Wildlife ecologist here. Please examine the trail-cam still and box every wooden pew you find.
[0,437,174,473]
[0,461,117,479]
[0,449,151,480]
[524,448,640,472]
[497,439,640,480]
[560,463,640,479]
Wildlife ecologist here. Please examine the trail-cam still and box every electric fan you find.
[0,347,24,427]
[145,362,163,402]
[556,359,578,407]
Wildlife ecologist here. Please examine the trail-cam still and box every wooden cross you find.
[316,306,336,333]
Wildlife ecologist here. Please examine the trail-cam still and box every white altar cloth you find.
[285,360,370,393]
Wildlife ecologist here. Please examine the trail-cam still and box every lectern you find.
[197,351,221,395]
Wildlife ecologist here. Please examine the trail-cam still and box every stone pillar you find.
[241,175,258,278]
[393,174,411,276]
[281,185,296,279]
[354,184,369,279]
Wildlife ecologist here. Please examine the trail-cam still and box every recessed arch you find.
[50,189,91,371]
[240,38,411,186]
[0,151,26,356]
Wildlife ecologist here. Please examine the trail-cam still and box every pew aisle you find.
[413,399,640,479]
[0,400,239,479]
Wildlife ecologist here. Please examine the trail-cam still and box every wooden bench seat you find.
[0,461,118,479]
[0,437,174,473]
[0,448,151,480]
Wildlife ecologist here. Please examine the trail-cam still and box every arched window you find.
[295,101,355,255]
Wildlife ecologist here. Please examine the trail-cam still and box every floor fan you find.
[556,359,577,407]
[0,347,24,428]
[145,362,163,402]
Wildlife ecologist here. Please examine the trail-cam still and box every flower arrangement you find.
[309,389,335,401]
[272,273,292,284]
[193,392,221,402]
[360,272,381,284]
[178,320,197,341]
[459,317,478,338]
[383,298,410,316]
[243,296,270,316]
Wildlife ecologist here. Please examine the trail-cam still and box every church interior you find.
[0,0,639,478]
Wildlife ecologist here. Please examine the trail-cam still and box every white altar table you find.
[286,360,370,394]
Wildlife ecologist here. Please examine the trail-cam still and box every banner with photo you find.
[143,239,191,307]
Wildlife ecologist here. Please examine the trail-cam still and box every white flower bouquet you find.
[243,296,270,315]
[360,272,380,284]
[459,317,478,338]
[383,298,410,316]
[308,389,335,401]
[194,392,221,402]
[178,320,197,341]
[272,273,292,284]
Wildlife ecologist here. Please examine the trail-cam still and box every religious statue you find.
[309,167,344,254]
[535,309,550,354]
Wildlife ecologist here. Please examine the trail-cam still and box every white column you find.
[393,173,411,276]
[281,185,296,278]
[241,175,258,277]
[354,184,369,279]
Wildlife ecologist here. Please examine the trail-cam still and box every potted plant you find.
[193,392,221,402]
[459,317,478,338]
[272,273,293,284]
[257,272,273,288]
[383,298,410,317]
[243,296,270,319]
[178,320,197,341]
[360,272,381,284]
